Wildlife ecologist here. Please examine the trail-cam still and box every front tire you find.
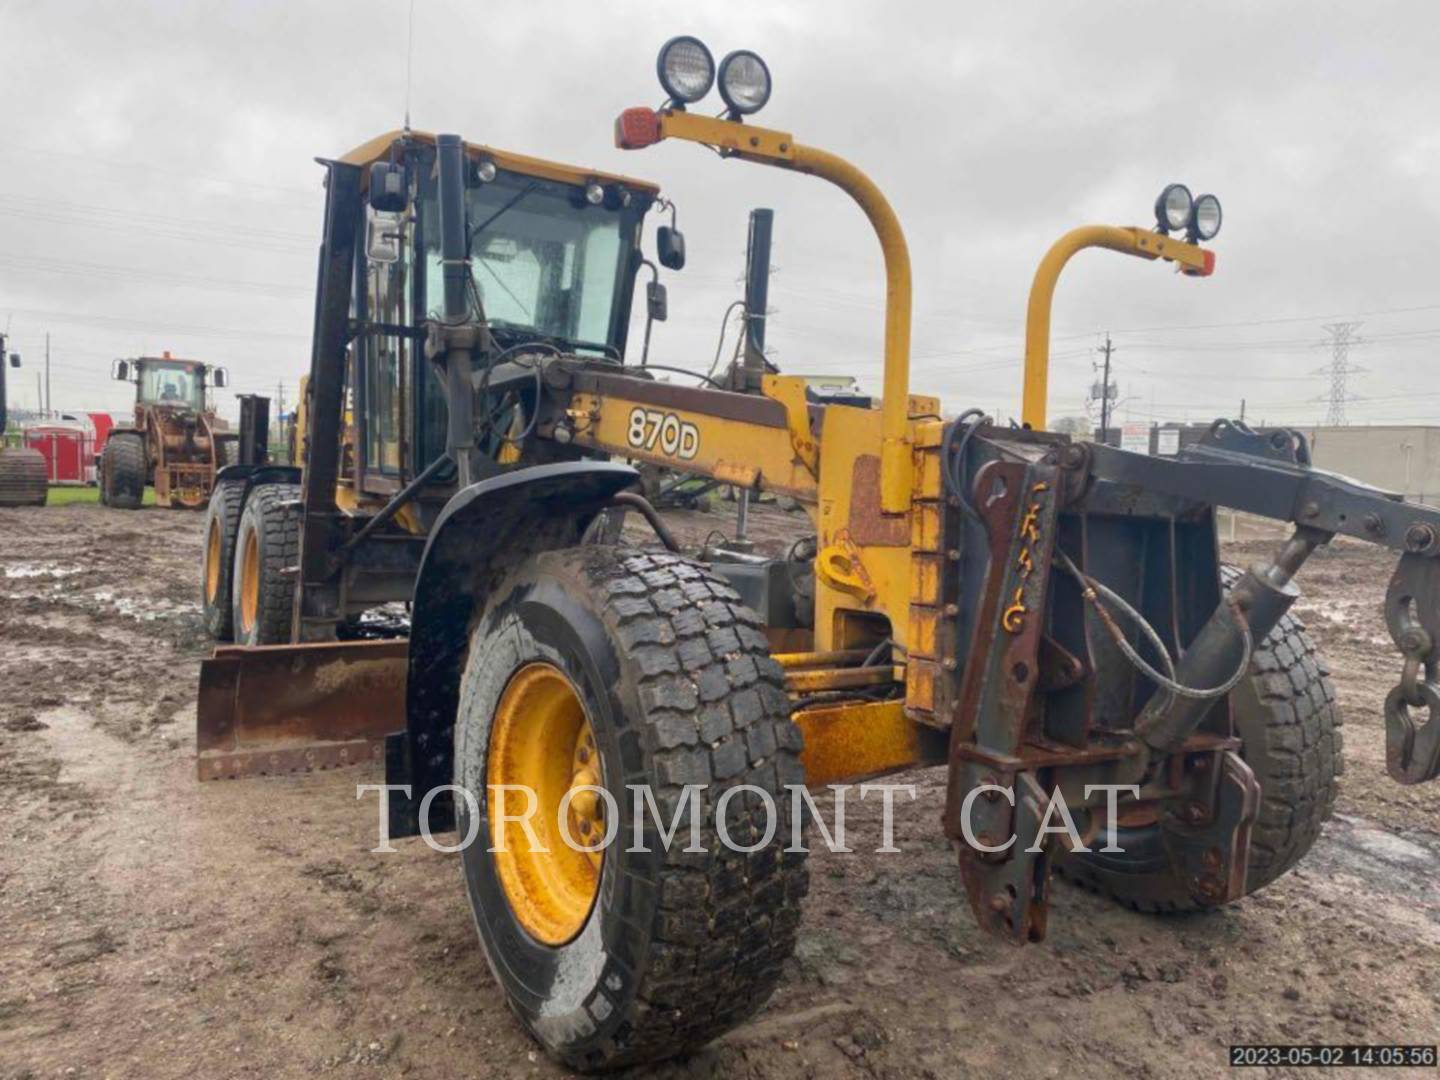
[230,483,300,645]
[1060,565,1343,910]
[454,547,808,1072]
[201,478,246,640]
[101,433,146,510]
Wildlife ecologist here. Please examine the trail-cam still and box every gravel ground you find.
[1,501,1437,1079]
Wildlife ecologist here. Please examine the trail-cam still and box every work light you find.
[476,157,497,183]
[584,181,605,205]
[1154,183,1193,233]
[657,36,715,105]
[1189,193,1222,241]
[718,50,772,115]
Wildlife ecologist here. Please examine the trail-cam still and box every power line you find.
[1,145,320,198]
[3,307,308,343]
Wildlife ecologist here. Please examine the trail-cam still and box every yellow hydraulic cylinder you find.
[619,109,914,514]
[1021,226,1213,430]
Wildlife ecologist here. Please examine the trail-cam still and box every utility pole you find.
[1091,333,1117,444]
[1240,397,1246,423]
[44,332,51,418]
[1320,321,1363,426]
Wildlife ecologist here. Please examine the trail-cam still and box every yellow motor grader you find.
[195,37,1440,1071]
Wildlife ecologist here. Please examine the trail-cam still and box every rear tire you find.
[454,547,808,1071]
[201,478,246,640]
[0,448,48,507]
[1059,565,1343,910]
[230,483,300,645]
[101,433,146,510]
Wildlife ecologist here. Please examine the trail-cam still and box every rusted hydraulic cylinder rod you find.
[1135,528,1329,754]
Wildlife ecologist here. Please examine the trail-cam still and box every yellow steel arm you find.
[628,110,915,515]
[1021,226,1214,430]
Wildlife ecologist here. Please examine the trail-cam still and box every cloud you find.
[1,0,1436,427]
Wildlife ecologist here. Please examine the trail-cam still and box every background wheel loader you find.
[99,352,239,509]
[194,38,1440,1072]
[0,335,48,507]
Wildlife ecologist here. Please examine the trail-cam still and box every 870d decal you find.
[626,407,700,460]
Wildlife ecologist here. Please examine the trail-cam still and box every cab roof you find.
[339,129,661,195]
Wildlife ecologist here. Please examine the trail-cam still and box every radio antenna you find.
[403,0,416,132]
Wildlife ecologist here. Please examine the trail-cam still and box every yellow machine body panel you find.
[339,129,662,196]
[565,388,819,501]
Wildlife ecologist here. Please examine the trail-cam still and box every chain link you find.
[1393,626,1434,708]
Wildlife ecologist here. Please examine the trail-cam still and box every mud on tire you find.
[230,483,300,646]
[101,433,146,510]
[454,546,808,1072]
[1059,564,1343,910]
[0,447,48,507]
[200,478,246,640]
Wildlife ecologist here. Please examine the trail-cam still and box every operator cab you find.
[342,131,662,495]
[111,353,228,412]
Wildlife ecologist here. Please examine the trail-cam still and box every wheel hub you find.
[204,519,222,605]
[238,529,259,634]
[487,662,604,945]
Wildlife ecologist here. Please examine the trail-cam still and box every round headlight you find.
[718,50,772,115]
[657,35,715,104]
[1190,193,1222,241]
[584,181,605,206]
[1154,183,1193,233]
[476,157,497,183]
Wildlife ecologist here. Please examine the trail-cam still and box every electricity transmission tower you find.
[1319,321,1363,426]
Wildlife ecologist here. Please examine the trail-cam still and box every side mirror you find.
[365,207,402,264]
[368,161,409,213]
[111,359,130,382]
[212,367,229,389]
[657,225,685,271]
[8,353,20,368]
[646,280,668,323]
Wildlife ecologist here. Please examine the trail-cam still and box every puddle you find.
[1307,814,1440,903]
[4,562,85,579]
[89,590,197,622]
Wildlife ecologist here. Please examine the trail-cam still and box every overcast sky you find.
[3,1,1438,430]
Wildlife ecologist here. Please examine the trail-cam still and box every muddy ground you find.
[1,501,1437,1079]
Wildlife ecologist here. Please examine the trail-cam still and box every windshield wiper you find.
[467,182,539,246]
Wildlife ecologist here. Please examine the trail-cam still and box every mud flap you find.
[196,640,407,779]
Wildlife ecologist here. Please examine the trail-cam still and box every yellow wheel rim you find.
[239,528,259,634]
[204,519,222,605]
[487,662,604,946]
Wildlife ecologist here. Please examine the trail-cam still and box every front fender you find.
[388,461,637,836]
[214,463,303,491]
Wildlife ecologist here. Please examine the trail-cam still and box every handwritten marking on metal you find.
[1001,482,1050,634]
